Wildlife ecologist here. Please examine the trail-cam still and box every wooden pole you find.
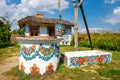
[74,7,78,50]
[78,1,93,50]
[58,0,61,20]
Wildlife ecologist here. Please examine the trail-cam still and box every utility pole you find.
[72,0,82,50]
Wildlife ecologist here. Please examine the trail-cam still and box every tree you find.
[0,16,11,45]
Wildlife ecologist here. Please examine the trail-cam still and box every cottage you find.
[18,13,73,45]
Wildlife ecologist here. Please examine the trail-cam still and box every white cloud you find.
[105,0,120,4]
[113,7,120,15]
[0,0,69,30]
[104,7,120,25]
[105,0,115,4]
[79,28,109,33]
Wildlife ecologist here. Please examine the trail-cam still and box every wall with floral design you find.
[19,42,60,76]
[55,24,72,45]
[62,51,112,68]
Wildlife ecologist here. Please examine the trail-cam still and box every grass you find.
[0,43,19,63]
[1,45,120,80]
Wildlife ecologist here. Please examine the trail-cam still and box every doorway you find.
[47,26,55,37]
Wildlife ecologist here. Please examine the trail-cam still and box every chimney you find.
[37,13,44,18]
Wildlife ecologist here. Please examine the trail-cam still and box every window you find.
[30,26,39,36]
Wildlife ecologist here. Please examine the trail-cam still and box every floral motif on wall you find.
[30,64,40,76]
[20,62,25,73]
[21,43,60,61]
[65,54,112,67]
[39,44,54,55]
[44,63,54,75]
[55,24,65,36]
[21,44,36,55]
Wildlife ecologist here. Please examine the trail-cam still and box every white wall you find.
[24,26,30,36]
[40,26,48,36]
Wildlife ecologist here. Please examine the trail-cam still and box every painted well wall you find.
[19,40,60,76]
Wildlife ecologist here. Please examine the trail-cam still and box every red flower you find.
[30,64,40,76]
[78,57,84,64]
[98,56,104,62]
[44,63,54,75]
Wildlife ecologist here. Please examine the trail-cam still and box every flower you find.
[20,62,25,73]
[102,58,106,63]
[78,57,84,65]
[45,50,49,55]
[49,47,53,53]
[29,48,33,53]
[98,56,104,62]
[45,63,54,75]
[74,57,79,62]
[85,56,89,61]
[40,48,44,53]
[30,64,40,76]
[25,49,29,54]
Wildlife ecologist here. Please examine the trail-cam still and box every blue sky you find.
[0,0,120,32]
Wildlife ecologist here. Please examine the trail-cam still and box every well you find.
[17,37,61,76]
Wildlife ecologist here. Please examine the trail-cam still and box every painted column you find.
[25,26,30,36]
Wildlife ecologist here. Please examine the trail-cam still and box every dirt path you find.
[0,55,19,80]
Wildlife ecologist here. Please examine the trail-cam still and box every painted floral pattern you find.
[21,44,36,55]
[30,64,40,76]
[44,63,54,75]
[55,24,65,36]
[39,44,54,55]
[20,62,25,73]
[20,43,60,61]
[64,54,112,67]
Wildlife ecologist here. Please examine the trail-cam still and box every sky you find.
[0,0,120,32]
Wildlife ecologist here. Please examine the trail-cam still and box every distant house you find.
[18,14,74,45]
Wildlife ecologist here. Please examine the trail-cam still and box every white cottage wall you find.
[24,26,30,36]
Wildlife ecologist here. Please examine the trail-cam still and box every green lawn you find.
[1,45,120,80]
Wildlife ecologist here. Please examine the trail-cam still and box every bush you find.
[70,32,120,51]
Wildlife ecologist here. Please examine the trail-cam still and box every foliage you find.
[11,29,24,35]
[71,32,120,51]
[0,17,11,45]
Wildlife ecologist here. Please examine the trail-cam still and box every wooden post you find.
[74,7,78,50]
[58,0,62,20]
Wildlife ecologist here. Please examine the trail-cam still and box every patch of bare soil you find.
[0,55,19,80]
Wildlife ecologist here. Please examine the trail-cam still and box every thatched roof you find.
[18,16,74,28]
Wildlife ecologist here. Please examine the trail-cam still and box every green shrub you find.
[70,32,120,51]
